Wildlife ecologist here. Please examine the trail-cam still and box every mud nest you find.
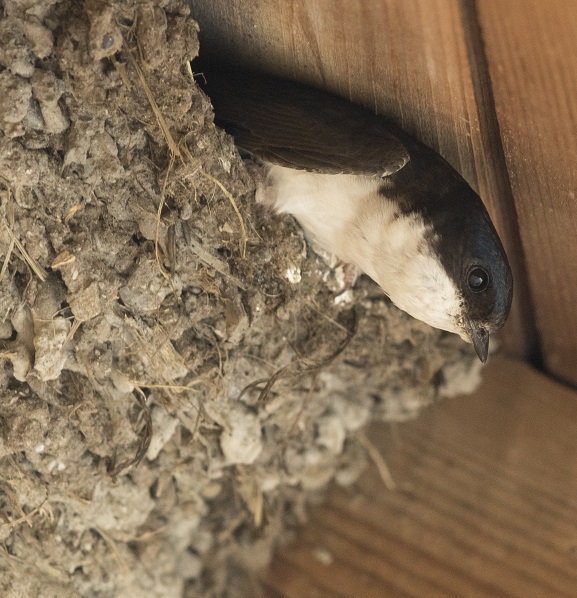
[0,1,481,596]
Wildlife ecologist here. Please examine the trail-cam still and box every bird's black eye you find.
[468,267,490,292]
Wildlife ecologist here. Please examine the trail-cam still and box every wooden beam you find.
[262,358,577,596]
[476,0,577,385]
[191,0,535,358]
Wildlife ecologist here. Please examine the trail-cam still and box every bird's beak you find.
[464,319,489,363]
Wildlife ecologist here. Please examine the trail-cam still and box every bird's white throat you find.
[258,163,465,336]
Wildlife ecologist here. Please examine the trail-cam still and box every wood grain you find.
[262,358,577,597]
[190,0,535,358]
[476,1,577,384]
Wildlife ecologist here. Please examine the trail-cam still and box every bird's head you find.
[433,184,513,362]
[367,181,513,362]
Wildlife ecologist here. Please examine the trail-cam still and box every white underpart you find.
[259,164,465,336]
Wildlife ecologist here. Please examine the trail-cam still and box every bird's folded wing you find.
[198,65,410,177]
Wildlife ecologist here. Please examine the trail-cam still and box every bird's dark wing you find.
[197,65,410,177]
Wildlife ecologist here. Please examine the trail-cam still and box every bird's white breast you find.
[259,165,392,258]
[258,163,464,336]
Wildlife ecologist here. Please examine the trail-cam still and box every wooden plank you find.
[476,0,577,384]
[191,0,535,358]
[261,358,577,597]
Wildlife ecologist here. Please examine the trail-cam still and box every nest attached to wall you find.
[0,1,480,596]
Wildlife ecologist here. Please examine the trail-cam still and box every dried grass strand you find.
[106,387,152,478]
[1,180,46,281]
[181,144,247,257]
[154,155,175,280]
[123,50,248,259]
[187,233,248,290]
[359,432,396,491]
[0,483,49,529]
[3,224,47,282]
[126,50,181,158]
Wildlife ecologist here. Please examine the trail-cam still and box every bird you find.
[197,63,513,363]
